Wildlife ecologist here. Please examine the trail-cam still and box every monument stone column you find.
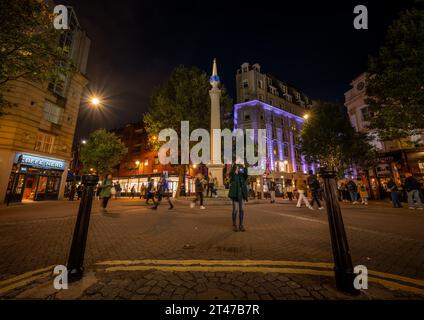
[207,59,227,197]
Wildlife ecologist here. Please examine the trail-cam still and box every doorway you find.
[22,175,37,201]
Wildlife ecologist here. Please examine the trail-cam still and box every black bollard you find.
[67,174,99,282]
[319,168,359,295]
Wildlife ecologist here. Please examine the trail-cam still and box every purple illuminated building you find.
[234,63,315,192]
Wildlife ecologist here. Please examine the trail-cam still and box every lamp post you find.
[319,167,359,294]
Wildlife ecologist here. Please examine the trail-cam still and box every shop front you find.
[5,153,66,203]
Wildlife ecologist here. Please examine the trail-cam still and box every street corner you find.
[2,260,424,300]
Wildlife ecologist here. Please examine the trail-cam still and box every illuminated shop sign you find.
[15,154,66,171]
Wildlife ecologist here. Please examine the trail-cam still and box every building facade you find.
[109,121,201,197]
[234,63,314,195]
[0,6,90,203]
[345,73,424,199]
[236,63,312,117]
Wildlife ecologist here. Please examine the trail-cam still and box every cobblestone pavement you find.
[0,198,424,299]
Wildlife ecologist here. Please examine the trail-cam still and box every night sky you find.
[61,0,417,141]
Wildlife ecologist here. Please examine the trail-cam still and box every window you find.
[295,92,301,101]
[286,94,292,103]
[244,112,251,121]
[144,159,149,166]
[35,132,55,154]
[43,101,62,124]
[258,80,263,89]
[48,63,68,97]
[258,94,264,101]
[154,156,160,165]
[242,80,249,88]
[269,99,274,106]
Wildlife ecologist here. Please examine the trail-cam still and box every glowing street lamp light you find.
[303,113,310,120]
[90,96,101,107]
[81,140,87,145]
[135,160,140,166]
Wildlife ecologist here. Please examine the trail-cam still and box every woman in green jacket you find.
[100,174,113,212]
[228,164,248,232]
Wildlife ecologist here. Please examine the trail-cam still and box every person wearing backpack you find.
[357,178,369,205]
[100,174,113,213]
[190,173,206,210]
[347,179,359,204]
[152,174,174,210]
[307,170,324,210]
[145,178,156,205]
[387,179,402,208]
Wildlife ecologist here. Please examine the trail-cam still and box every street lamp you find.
[90,96,101,107]
[303,113,310,120]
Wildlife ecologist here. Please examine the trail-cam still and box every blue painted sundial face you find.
[210,75,220,83]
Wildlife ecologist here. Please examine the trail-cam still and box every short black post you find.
[67,174,99,282]
[319,168,359,295]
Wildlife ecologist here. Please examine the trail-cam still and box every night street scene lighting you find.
[0,0,423,317]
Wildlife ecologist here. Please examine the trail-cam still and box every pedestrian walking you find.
[115,182,122,199]
[296,179,313,210]
[130,185,136,199]
[357,179,369,205]
[228,164,248,232]
[387,179,402,208]
[347,179,359,204]
[211,176,218,197]
[286,185,294,201]
[95,183,101,200]
[190,173,206,209]
[404,173,423,210]
[76,184,82,200]
[152,174,174,210]
[145,178,156,205]
[139,184,146,199]
[100,174,113,213]
[307,170,324,210]
[268,178,276,204]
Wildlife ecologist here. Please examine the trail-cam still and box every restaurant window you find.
[43,101,62,124]
[35,132,55,154]
[144,158,149,166]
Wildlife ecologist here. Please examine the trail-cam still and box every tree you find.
[366,8,424,141]
[144,65,233,196]
[300,101,375,174]
[0,0,73,115]
[80,129,128,176]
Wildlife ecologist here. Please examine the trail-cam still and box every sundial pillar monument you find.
[207,59,226,197]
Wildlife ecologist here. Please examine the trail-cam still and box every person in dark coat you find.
[404,173,423,210]
[307,170,324,210]
[387,179,402,208]
[145,178,156,205]
[228,164,248,232]
[190,173,206,209]
[152,174,174,210]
